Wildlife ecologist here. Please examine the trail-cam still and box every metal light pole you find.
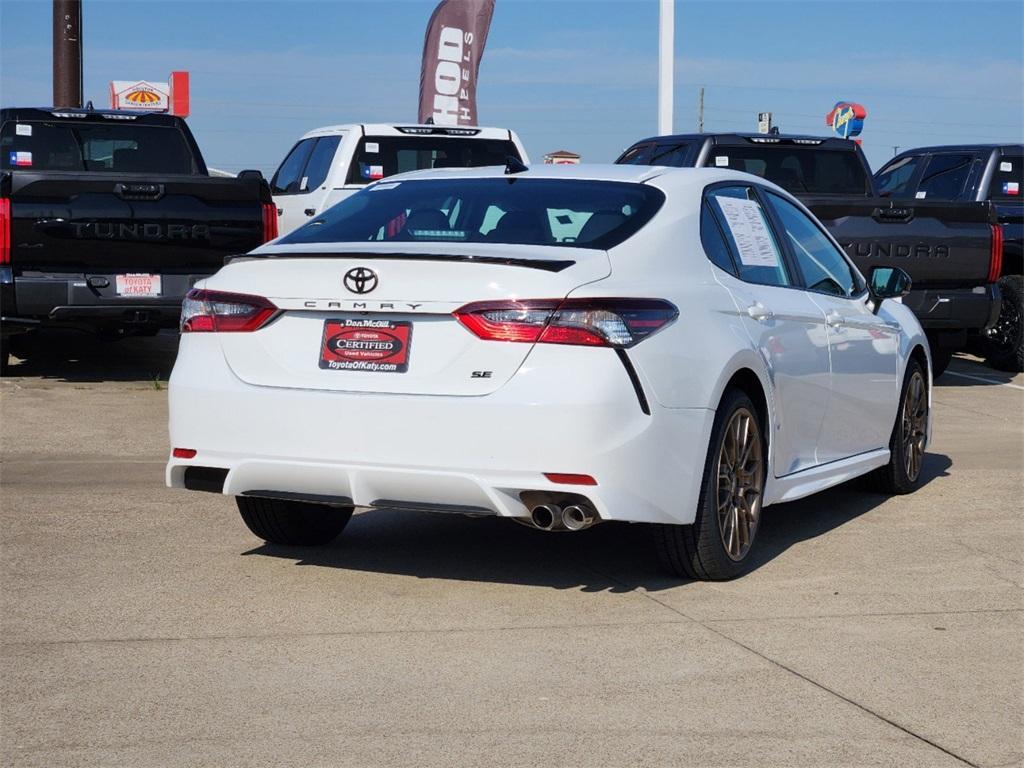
[657,0,674,135]
[53,0,83,108]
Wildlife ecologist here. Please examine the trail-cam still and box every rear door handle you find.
[825,310,843,327]
[746,302,774,321]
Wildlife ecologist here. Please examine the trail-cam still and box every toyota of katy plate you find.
[166,163,932,580]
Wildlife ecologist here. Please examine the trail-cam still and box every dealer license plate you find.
[319,318,412,373]
[115,273,162,297]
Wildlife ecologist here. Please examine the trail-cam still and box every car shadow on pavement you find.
[1,329,179,383]
[244,452,952,593]
[936,354,1021,387]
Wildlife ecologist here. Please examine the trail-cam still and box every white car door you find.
[271,134,343,235]
[763,191,900,463]
[704,185,832,476]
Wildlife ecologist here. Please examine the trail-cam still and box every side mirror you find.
[237,169,265,181]
[868,266,912,302]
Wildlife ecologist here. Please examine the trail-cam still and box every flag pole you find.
[658,0,674,135]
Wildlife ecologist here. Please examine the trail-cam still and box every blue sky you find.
[1,0,1021,175]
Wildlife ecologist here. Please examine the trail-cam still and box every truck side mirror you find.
[237,169,265,181]
[868,266,912,301]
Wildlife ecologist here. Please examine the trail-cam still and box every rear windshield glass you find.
[708,146,870,195]
[345,136,519,185]
[0,121,198,174]
[280,178,665,250]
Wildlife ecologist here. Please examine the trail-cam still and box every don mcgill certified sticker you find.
[320,318,412,373]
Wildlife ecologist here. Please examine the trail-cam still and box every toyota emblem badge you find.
[343,267,378,294]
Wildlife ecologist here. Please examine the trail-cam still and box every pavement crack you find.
[578,560,983,768]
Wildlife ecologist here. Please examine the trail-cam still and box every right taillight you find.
[988,224,1004,283]
[261,202,279,243]
[180,289,278,333]
[0,198,10,265]
[454,298,678,348]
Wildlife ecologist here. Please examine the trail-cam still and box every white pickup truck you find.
[270,123,529,234]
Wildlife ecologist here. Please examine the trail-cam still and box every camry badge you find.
[343,267,378,294]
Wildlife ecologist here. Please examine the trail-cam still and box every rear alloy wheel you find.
[867,358,928,495]
[979,274,1024,373]
[236,496,354,546]
[655,389,765,580]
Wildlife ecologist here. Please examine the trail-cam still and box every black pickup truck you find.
[617,133,1001,376]
[0,107,277,369]
[875,144,1022,371]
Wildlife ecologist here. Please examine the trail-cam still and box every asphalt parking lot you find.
[1,332,1021,768]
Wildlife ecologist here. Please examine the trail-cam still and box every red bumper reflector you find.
[544,472,598,486]
[173,448,197,459]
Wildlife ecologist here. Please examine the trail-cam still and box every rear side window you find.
[707,146,870,195]
[766,192,859,297]
[700,202,736,274]
[875,155,924,198]
[616,144,653,165]
[345,136,520,185]
[271,138,315,194]
[988,154,1022,200]
[704,186,790,287]
[0,121,198,174]
[279,178,664,250]
[917,153,974,200]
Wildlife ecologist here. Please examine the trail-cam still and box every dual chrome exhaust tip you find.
[528,503,598,532]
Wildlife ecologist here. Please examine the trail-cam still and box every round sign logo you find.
[125,89,162,105]
[343,267,378,294]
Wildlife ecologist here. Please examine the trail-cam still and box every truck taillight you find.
[0,198,10,265]
[988,224,1004,283]
[180,289,277,333]
[454,298,678,348]
[262,203,278,243]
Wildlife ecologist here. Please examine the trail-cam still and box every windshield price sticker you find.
[1000,161,1013,172]
[320,318,412,373]
[15,123,32,136]
[716,197,781,268]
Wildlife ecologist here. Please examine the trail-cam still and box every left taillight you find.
[180,289,278,333]
[454,298,678,348]
[0,198,11,265]
[261,202,279,243]
[988,224,1004,284]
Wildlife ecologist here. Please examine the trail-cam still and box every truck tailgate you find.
[806,198,995,287]
[8,172,268,273]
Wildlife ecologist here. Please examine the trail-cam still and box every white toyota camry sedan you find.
[166,163,931,580]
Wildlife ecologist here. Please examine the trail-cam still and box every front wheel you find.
[867,357,928,495]
[236,496,354,546]
[654,389,766,581]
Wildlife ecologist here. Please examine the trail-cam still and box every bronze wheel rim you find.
[902,370,927,481]
[716,407,763,562]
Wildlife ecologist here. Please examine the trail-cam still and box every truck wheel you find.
[980,274,1023,373]
[867,358,928,495]
[930,347,953,378]
[236,496,354,546]
[654,389,766,581]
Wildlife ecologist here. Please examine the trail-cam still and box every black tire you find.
[866,357,928,495]
[979,274,1024,373]
[929,346,953,378]
[236,496,354,546]
[654,388,766,581]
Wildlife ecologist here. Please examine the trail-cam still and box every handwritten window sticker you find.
[714,156,729,167]
[1000,161,1013,172]
[300,176,309,191]
[365,142,379,154]
[15,124,32,136]
[370,182,401,191]
[715,196,781,269]
[915,191,927,199]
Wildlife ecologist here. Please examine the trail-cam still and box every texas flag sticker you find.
[9,151,32,167]
[1004,181,1020,196]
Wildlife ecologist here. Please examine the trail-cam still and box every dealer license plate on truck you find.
[115,274,162,297]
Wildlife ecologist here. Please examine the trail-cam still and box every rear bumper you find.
[166,336,716,526]
[3,272,212,330]
[903,284,1001,332]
